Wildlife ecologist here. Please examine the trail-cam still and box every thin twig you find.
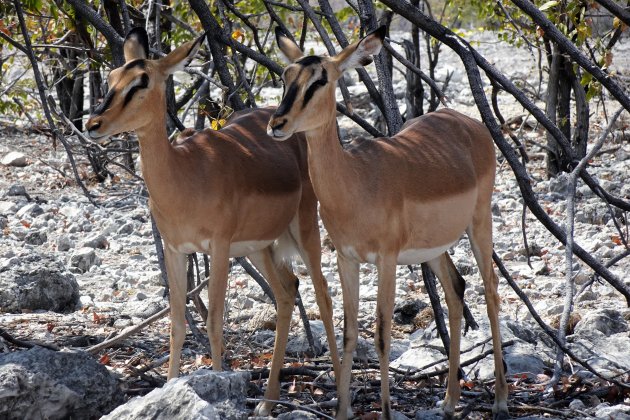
[552,106,627,386]
[87,279,209,355]
[494,252,630,389]
[245,398,335,420]
[13,0,97,206]
[383,41,447,106]
[407,340,516,381]
[0,328,59,351]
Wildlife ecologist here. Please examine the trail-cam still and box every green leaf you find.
[539,1,559,12]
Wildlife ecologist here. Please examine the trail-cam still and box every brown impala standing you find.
[85,28,340,416]
[267,26,508,420]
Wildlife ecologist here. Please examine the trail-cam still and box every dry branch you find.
[379,0,630,307]
[595,0,630,27]
[13,0,96,206]
[510,0,630,113]
[87,278,209,355]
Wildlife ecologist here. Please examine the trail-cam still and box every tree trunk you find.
[569,64,589,160]
[409,0,424,117]
[545,47,562,178]
[403,39,423,119]
[357,0,403,135]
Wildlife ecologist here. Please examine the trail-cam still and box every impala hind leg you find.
[427,253,466,419]
[336,253,360,420]
[164,246,188,380]
[290,207,342,380]
[374,257,398,420]
[206,243,231,371]
[249,247,299,417]
[467,220,509,419]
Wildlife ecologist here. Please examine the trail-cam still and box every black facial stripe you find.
[275,82,298,117]
[124,59,146,70]
[93,88,116,115]
[302,69,328,108]
[123,73,149,107]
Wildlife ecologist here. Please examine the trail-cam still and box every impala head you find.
[85,28,204,142]
[267,26,386,140]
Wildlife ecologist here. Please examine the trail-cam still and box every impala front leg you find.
[165,246,188,380]
[207,242,231,370]
[336,253,360,420]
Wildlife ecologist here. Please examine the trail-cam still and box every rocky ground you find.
[1,31,630,419]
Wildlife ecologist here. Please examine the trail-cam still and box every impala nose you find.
[84,118,108,142]
[267,118,289,140]
[85,118,101,132]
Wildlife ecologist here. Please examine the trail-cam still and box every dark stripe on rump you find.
[93,88,116,115]
[275,82,298,117]
[123,74,149,107]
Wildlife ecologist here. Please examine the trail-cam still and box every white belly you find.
[396,241,457,264]
[169,239,274,256]
[341,241,457,265]
[228,240,275,257]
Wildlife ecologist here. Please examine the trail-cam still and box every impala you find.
[268,27,508,419]
[85,28,340,415]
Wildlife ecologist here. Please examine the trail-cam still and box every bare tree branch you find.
[379,0,630,306]
[595,0,630,27]
[65,0,125,66]
[13,0,97,206]
[510,0,630,113]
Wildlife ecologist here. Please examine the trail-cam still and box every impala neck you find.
[303,112,353,207]
[133,98,176,200]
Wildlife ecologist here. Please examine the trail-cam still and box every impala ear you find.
[275,26,304,63]
[157,31,206,75]
[334,25,386,72]
[124,27,150,62]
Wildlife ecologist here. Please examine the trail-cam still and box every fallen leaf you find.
[288,378,301,395]
[311,386,324,396]
[93,311,105,324]
[196,354,212,367]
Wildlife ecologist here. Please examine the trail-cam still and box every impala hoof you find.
[436,400,455,419]
[254,401,274,417]
[334,406,353,420]
[493,400,510,419]
[493,411,510,420]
